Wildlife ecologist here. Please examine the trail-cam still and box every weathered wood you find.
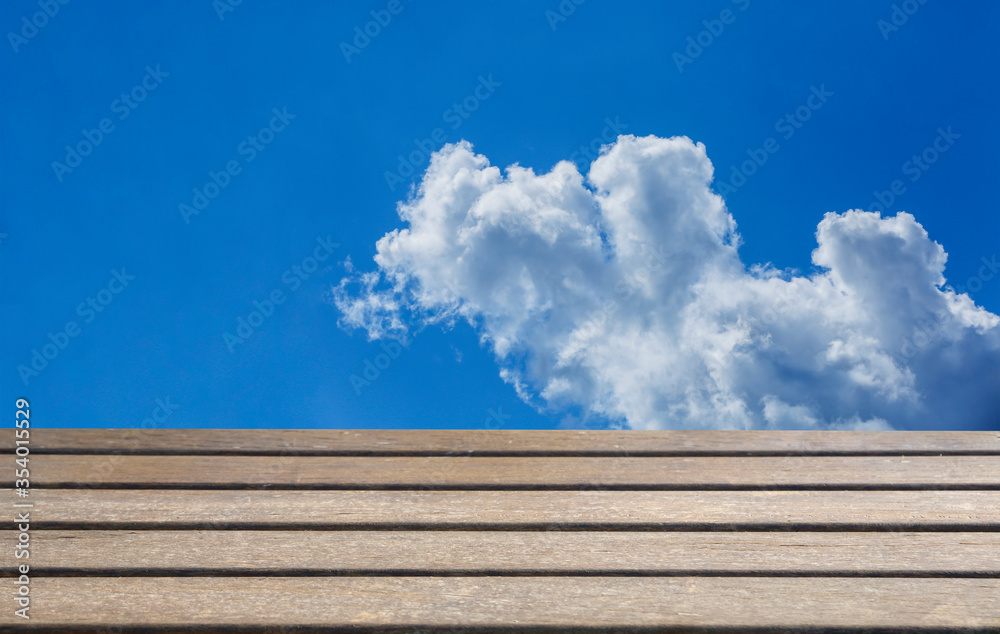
[9,428,1000,455]
[6,430,997,630]
[19,454,1000,488]
[6,530,999,575]
[2,577,997,629]
[14,489,1000,529]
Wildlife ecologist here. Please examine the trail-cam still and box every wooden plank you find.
[14,489,1000,529]
[9,428,1000,455]
[19,454,1000,488]
[6,530,999,575]
[2,577,997,629]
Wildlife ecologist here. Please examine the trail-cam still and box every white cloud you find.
[333,135,1000,430]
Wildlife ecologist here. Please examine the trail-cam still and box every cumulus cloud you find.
[333,135,1000,430]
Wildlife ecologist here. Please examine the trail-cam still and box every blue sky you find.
[2,0,998,430]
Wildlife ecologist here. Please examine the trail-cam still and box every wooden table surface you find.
[3,429,998,632]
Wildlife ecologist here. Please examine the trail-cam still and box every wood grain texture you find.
[9,428,1000,455]
[14,489,1000,529]
[7,430,998,630]
[6,530,999,575]
[19,454,1000,489]
[2,577,997,629]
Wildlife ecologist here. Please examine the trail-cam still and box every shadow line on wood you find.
[3,568,998,578]
[20,522,1000,532]
[19,483,1000,491]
